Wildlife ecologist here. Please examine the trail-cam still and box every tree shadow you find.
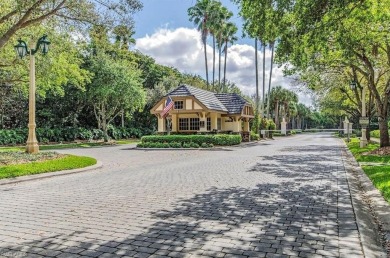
[1,182,362,257]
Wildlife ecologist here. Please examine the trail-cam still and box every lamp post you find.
[14,35,50,154]
[350,81,368,148]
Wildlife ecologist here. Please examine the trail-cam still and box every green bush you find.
[169,142,182,148]
[370,130,380,138]
[141,134,241,146]
[189,142,200,148]
[0,126,148,146]
[250,131,260,141]
[183,142,191,148]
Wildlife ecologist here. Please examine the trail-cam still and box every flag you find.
[161,96,174,118]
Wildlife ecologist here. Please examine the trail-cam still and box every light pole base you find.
[26,142,39,154]
[360,138,368,148]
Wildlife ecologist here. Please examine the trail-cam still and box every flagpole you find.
[166,116,171,135]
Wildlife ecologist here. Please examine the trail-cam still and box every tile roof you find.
[215,93,248,114]
[166,84,250,114]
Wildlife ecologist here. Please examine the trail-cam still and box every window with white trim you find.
[174,101,184,110]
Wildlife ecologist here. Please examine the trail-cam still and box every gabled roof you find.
[166,84,251,115]
[215,93,248,114]
[167,85,227,112]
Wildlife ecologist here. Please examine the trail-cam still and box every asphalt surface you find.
[0,133,369,257]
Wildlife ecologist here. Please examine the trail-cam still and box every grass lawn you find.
[0,152,97,179]
[346,138,390,203]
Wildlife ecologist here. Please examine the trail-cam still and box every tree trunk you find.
[275,100,279,130]
[255,39,259,112]
[378,117,389,147]
[121,109,124,128]
[262,43,266,116]
[212,35,216,90]
[266,42,275,119]
[218,46,222,91]
[203,38,209,90]
[101,105,109,142]
[223,42,228,91]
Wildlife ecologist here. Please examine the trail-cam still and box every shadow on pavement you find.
[1,183,361,257]
[1,142,364,257]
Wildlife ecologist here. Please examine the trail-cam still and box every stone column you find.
[281,118,287,135]
[343,117,349,134]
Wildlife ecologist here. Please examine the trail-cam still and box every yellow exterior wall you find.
[222,119,234,131]
[194,102,202,110]
[243,120,250,131]
[233,118,241,132]
[158,117,165,132]
[171,114,177,132]
[185,99,192,110]
[156,104,163,111]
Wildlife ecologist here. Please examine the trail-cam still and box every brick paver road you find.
[0,133,364,258]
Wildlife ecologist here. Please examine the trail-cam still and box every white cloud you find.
[135,27,311,105]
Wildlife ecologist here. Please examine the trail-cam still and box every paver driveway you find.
[0,133,364,258]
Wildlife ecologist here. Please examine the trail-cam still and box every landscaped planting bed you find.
[0,151,97,179]
[137,134,242,148]
[346,138,390,203]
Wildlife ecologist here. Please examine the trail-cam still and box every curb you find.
[0,161,103,186]
[341,142,389,257]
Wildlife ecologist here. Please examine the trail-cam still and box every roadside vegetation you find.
[347,138,390,203]
[0,152,97,179]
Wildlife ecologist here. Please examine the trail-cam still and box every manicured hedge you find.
[139,134,241,148]
[0,126,150,145]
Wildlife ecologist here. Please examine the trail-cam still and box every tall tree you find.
[0,0,142,50]
[277,0,390,146]
[214,5,233,90]
[221,22,237,91]
[85,52,145,141]
[188,0,214,89]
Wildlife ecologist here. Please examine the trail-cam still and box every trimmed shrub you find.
[183,142,191,148]
[189,142,200,148]
[141,134,241,146]
[169,142,182,148]
[250,131,260,141]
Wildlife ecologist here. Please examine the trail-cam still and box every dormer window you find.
[174,101,184,110]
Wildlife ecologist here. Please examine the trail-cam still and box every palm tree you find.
[266,40,275,119]
[113,25,136,50]
[270,86,283,128]
[255,38,259,112]
[209,1,221,90]
[188,0,213,90]
[221,22,238,91]
[214,6,233,90]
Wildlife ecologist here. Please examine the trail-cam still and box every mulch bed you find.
[0,152,65,166]
[364,146,390,156]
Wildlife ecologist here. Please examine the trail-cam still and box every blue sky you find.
[132,1,312,104]
[133,0,251,45]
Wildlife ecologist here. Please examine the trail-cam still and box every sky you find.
[133,0,312,105]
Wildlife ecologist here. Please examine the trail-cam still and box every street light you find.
[14,35,50,153]
[350,80,368,148]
